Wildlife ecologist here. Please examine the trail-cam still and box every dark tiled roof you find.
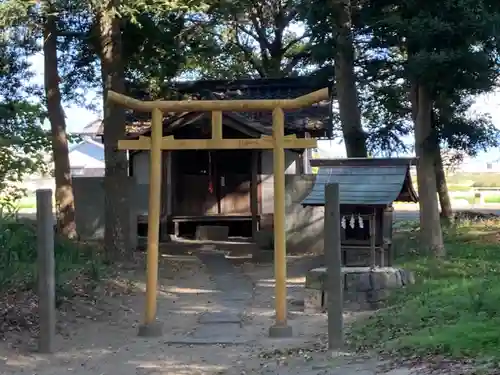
[302,158,418,206]
[97,77,333,137]
[169,77,332,133]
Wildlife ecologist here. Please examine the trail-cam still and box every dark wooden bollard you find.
[324,183,344,349]
[36,189,56,353]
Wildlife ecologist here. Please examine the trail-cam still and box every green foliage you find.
[0,23,50,200]
[349,219,500,362]
[188,0,313,79]
[0,217,105,296]
[434,95,499,157]
[303,0,500,156]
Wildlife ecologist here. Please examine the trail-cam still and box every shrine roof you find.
[301,158,418,206]
[96,76,334,138]
[167,77,333,134]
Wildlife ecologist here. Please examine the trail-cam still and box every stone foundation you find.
[304,267,415,313]
[195,225,229,241]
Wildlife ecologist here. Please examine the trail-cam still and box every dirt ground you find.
[0,251,416,375]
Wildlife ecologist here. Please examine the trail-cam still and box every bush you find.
[348,219,500,363]
[0,218,105,298]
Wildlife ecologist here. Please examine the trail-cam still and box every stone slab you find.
[199,311,241,324]
[220,293,253,302]
[192,323,244,339]
[163,338,250,345]
[195,225,229,241]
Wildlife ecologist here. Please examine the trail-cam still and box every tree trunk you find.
[412,84,445,257]
[98,0,130,260]
[333,0,367,157]
[43,5,77,239]
[435,144,453,222]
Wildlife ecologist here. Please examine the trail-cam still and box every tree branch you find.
[283,49,312,75]
[283,33,311,52]
[233,26,266,77]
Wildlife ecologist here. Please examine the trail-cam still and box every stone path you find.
[165,249,255,345]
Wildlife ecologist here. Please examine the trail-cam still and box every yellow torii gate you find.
[107,87,329,338]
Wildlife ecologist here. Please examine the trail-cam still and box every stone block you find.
[253,230,273,249]
[304,289,324,313]
[399,269,416,286]
[304,266,415,312]
[355,272,373,292]
[305,267,327,290]
[366,288,391,303]
[195,225,229,241]
[370,268,403,290]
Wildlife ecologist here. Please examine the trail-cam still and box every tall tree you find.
[303,0,367,156]
[97,0,129,260]
[331,0,366,156]
[188,0,313,79]
[363,0,500,256]
[42,0,77,238]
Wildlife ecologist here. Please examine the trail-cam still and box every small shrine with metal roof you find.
[302,157,418,267]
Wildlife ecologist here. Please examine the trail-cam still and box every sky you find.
[29,52,500,164]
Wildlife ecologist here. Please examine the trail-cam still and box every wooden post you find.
[165,151,173,215]
[138,108,163,337]
[325,183,344,350]
[295,151,305,175]
[250,150,259,238]
[383,206,394,266]
[36,189,56,353]
[269,107,292,338]
[211,111,223,139]
[370,212,376,268]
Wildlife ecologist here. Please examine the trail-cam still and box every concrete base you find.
[137,320,163,337]
[268,324,293,338]
[304,266,415,313]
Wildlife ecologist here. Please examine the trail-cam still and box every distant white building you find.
[68,137,105,177]
[458,156,500,173]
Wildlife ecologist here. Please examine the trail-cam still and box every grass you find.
[349,218,500,364]
[452,194,500,204]
[448,184,475,192]
[0,217,106,299]
[484,195,500,203]
[446,172,500,188]
[15,195,37,209]
[0,195,41,211]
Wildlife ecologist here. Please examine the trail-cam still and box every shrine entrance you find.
[108,87,329,338]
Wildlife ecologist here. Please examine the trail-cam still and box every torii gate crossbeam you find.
[107,88,329,338]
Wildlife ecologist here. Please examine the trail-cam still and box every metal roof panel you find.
[302,165,413,206]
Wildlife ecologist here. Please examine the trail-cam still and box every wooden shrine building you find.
[103,77,333,239]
